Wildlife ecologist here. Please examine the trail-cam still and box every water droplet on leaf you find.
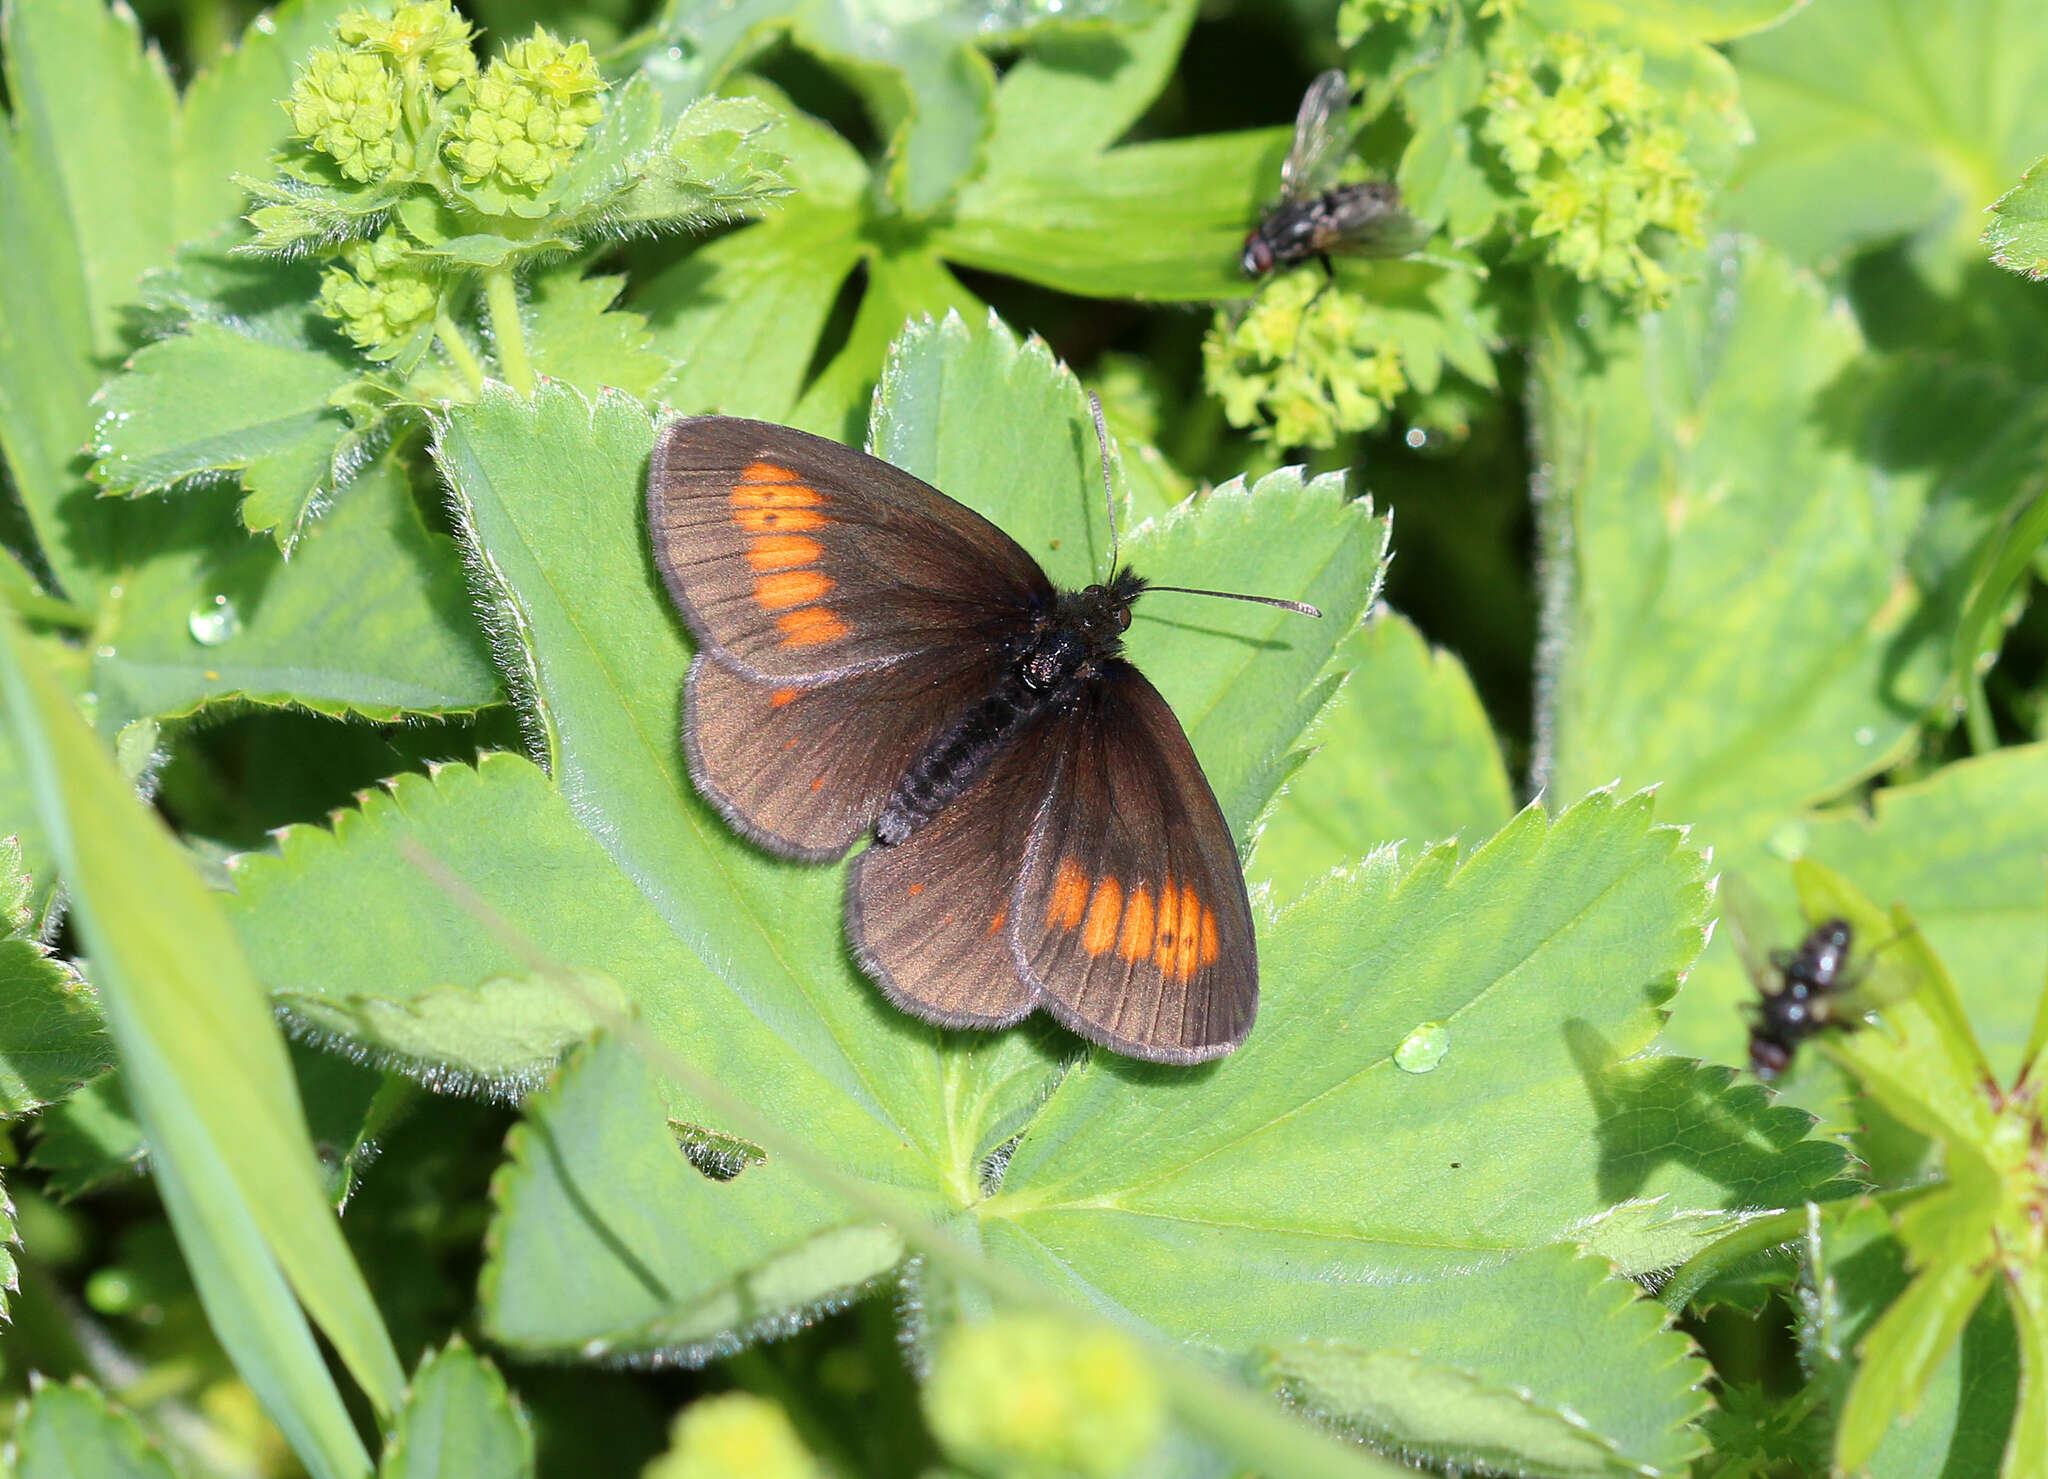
[188,594,241,646]
[1395,1021,1450,1074]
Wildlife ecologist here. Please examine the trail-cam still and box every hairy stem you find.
[435,311,486,396]
[482,268,534,396]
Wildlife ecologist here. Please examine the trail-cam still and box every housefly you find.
[1241,69,1426,279]
[1746,918,1857,1080]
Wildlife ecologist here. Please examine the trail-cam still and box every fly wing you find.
[1280,68,1356,202]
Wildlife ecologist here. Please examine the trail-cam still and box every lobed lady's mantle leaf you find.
[224,317,1840,1472]
[1987,155,2048,281]
[379,1339,533,1479]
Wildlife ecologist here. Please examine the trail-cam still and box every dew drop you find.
[188,594,241,646]
[94,645,115,659]
[1395,1021,1450,1074]
[1404,426,1428,449]
[1854,726,1874,746]
[1765,820,1809,860]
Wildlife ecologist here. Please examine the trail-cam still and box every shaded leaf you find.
[29,1072,147,1199]
[0,834,112,1116]
[525,269,668,400]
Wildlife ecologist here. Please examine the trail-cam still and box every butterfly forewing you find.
[686,648,1010,861]
[648,417,1052,682]
[845,733,1049,1028]
[1012,663,1256,1064]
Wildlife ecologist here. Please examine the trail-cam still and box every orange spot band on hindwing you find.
[1173,884,1204,980]
[1153,878,1180,973]
[1046,858,1088,930]
[739,461,803,484]
[753,570,836,610]
[1199,905,1220,967]
[746,534,824,571]
[769,688,800,708]
[986,909,1008,937]
[1118,886,1155,961]
[1082,878,1123,957]
[777,607,850,646]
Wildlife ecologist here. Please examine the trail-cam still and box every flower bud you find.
[445,28,606,195]
[286,47,406,183]
[643,1393,824,1479]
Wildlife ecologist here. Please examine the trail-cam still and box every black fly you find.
[1241,69,1426,279]
[1747,918,1855,1080]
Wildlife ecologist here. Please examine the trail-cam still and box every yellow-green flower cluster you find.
[1339,0,1518,41]
[287,48,407,182]
[1481,33,1704,307]
[317,230,438,351]
[1205,273,1410,449]
[336,1,477,92]
[286,1,476,183]
[446,30,607,193]
[644,1393,824,1479]
[923,1314,1165,1479]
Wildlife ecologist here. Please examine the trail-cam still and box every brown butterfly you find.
[646,412,1314,1063]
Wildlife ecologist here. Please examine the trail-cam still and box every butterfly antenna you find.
[1088,391,1121,572]
[1146,585,1322,618]
[1085,393,1318,618]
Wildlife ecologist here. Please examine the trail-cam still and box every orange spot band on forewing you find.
[739,461,804,484]
[777,607,850,646]
[1199,905,1220,968]
[732,477,827,534]
[1173,884,1204,981]
[908,883,925,896]
[1118,886,1155,961]
[753,570,835,610]
[1082,878,1123,957]
[986,909,1008,937]
[746,534,824,571]
[809,777,825,792]
[1046,858,1088,930]
[769,688,800,708]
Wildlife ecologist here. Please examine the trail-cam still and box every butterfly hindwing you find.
[648,417,1053,682]
[1012,662,1257,1064]
[686,648,1008,861]
[844,731,1048,1028]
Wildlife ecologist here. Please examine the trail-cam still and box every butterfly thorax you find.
[874,570,1148,847]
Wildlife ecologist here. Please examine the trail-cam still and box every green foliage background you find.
[2,0,2048,1475]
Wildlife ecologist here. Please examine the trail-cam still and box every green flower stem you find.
[435,310,486,396]
[483,268,535,396]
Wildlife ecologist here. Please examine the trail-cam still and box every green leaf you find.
[943,130,1278,302]
[1986,154,2048,280]
[2004,1266,2048,1479]
[0,833,113,1116]
[1798,1197,2020,1479]
[1726,0,2048,278]
[1249,613,1513,905]
[525,268,668,401]
[14,1377,180,1479]
[978,0,1195,176]
[175,0,359,244]
[29,1072,146,1198]
[88,320,364,546]
[86,459,501,734]
[380,1339,534,1479]
[554,87,791,236]
[1533,239,1953,1069]
[1260,1337,1659,1478]
[787,254,983,445]
[485,1034,902,1356]
[1838,1256,1999,1474]
[0,608,402,1474]
[1796,743,2048,1082]
[639,206,866,420]
[223,315,1821,1475]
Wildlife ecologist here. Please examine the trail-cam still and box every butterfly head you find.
[1070,569,1149,648]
